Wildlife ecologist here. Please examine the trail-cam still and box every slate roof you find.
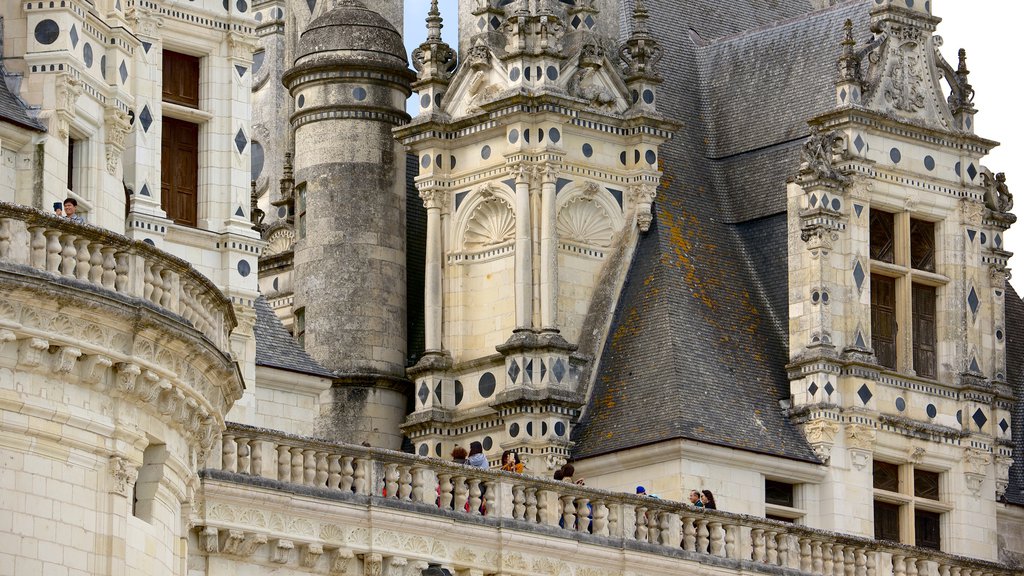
[1004,284,1024,505]
[573,0,865,462]
[0,69,45,132]
[254,296,336,378]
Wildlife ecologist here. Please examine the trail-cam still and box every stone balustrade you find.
[0,202,235,349]
[212,423,1015,576]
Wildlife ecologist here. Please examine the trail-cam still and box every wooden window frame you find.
[868,208,946,379]
[872,459,950,550]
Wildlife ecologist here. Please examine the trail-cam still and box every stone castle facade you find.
[0,0,1022,575]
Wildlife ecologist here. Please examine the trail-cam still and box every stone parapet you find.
[203,423,1019,576]
[0,201,237,350]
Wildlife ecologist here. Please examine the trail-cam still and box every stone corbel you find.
[271,539,294,564]
[18,337,49,368]
[803,418,840,463]
[329,548,354,575]
[109,455,138,497]
[223,530,267,557]
[158,385,184,416]
[227,31,258,61]
[362,553,384,576]
[104,107,132,175]
[387,556,408,576]
[135,370,163,403]
[631,183,657,232]
[996,455,1013,496]
[199,526,219,553]
[54,73,83,139]
[962,447,991,475]
[128,6,164,39]
[115,362,141,395]
[52,345,82,374]
[301,543,323,568]
[81,354,113,389]
[907,446,926,465]
[0,329,16,355]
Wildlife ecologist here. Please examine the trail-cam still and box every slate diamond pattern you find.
[119,60,128,84]
[70,25,79,48]
[540,360,547,382]
[417,382,429,404]
[525,359,533,384]
[853,261,865,291]
[1000,419,1009,434]
[139,106,152,132]
[967,287,980,316]
[854,134,865,152]
[857,384,872,405]
[808,382,819,396]
[824,382,835,396]
[553,358,566,382]
[235,128,248,153]
[972,408,987,430]
[508,360,520,384]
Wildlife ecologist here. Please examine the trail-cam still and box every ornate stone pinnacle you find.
[619,0,662,82]
[837,19,859,84]
[426,0,442,42]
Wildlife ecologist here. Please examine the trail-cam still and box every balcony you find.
[0,201,235,350]
[200,423,1016,576]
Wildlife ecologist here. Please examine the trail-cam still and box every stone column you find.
[540,163,559,331]
[512,162,534,330]
[421,188,446,352]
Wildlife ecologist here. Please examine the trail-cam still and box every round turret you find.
[293,0,407,72]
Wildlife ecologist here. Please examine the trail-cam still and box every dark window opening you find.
[765,480,795,508]
[871,274,898,370]
[295,307,306,347]
[870,209,895,263]
[914,469,940,500]
[67,137,78,191]
[912,283,937,379]
[873,460,900,492]
[914,510,941,550]
[133,442,167,523]
[910,219,935,272]
[874,501,900,542]
[766,515,795,523]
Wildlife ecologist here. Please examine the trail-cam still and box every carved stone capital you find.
[227,31,258,61]
[630,183,657,232]
[128,6,164,38]
[363,552,383,576]
[81,354,113,389]
[115,362,141,395]
[104,107,132,175]
[199,526,219,553]
[53,73,83,139]
[109,455,138,496]
[962,447,991,474]
[845,423,876,451]
[330,548,354,575]
[420,189,450,211]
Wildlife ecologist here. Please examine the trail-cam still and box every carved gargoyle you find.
[799,129,850,185]
[982,170,1013,214]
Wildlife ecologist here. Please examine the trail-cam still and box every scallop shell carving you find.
[263,228,295,257]
[464,198,515,250]
[557,198,613,247]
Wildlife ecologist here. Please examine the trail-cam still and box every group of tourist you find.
[448,445,718,509]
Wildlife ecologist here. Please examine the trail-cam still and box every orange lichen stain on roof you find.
[609,306,644,350]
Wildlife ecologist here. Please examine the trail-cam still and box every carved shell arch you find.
[555,181,624,248]
[263,225,295,257]
[463,197,515,251]
[557,197,614,247]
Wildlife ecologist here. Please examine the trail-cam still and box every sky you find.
[403,1,1022,265]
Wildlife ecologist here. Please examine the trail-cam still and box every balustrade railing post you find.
[29,226,46,269]
[341,456,355,492]
[250,439,263,477]
[561,494,577,531]
[634,506,648,542]
[453,476,468,513]
[682,516,696,552]
[812,540,824,574]
[709,522,725,557]
[353,457,368,494]
[277,445,291,482]
[621,504,637,542]
[328,455,342,489]
[845,546,856,576]
[222,434,236,473]
[59,233,77,277]
[576,496,591,534]
[592,501,609,537]
[906,557,919,576]
[608,503,624,538]
[468,478,482,515]
[894,555,907,576]
[696,519,710,555]
[834,543,846,576]
[483,479,498,517]
[235,437,250,474]
[647,508,660,544]
[855,548,868,576]
[315,452,329,487]
[799,537,812,572]
[384,463,399,498]
[512,485,526,520]
[398,465,413,500]
[538,489,559,527]
[410,466,425,504]
[724,524,737,560]
[525,487,538,523]
[438,473,453,510]
[661,512,680,549]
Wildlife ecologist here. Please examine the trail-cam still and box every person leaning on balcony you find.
[689,489,704,508]
[55,198,85,224]
[467,441,488,468]
[450,445,468,465]
[500,450,524,473]
[701,489,717,510]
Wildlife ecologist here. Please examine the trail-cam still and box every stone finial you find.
[619,0,662,82]
[411,0,457,84]
[952,48,975,110]
[837,19,859,83]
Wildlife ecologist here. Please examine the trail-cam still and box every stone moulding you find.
[202,422,1018,576]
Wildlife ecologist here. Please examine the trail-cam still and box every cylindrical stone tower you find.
[282,0,415,450]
